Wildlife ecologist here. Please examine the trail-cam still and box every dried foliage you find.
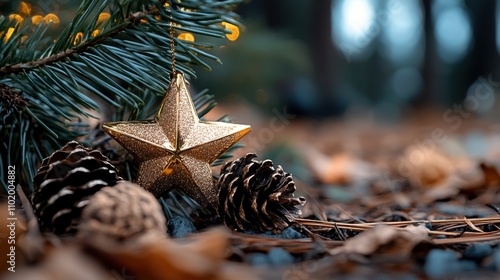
[6,119,500,279]
[86,228,256,280]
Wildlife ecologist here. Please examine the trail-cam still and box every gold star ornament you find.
[103,73,251,209]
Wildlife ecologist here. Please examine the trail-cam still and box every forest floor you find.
[2,108,500,279]
[223,106,500,279]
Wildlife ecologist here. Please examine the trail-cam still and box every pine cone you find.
[217,153,306,232]
[31,141,122,234]
[79,181,167,241]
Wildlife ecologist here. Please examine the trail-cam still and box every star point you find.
[103,73,251,209]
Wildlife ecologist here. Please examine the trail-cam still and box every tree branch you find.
[0,11,149,77]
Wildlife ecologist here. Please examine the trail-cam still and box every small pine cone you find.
[31,141,122,234]
[217,153,306,232]
[79,181,167,241]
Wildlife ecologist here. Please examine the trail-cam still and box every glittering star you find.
[103,73,251,209]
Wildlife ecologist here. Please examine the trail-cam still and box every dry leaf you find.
[398,145,453,188]
[176,227,231,260]
[305,148,377,185]
[86,227,257,280]
[479,161,500,187]
[2,246,114,280]
[421,174,464,203]
[420,160,500,203]
[329,225,429,257]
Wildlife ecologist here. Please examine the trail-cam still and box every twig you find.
[0,10,153,76]
[231,232,343,253]
[295,217,500,228]
[335,205,365,223]
[333,223,346,241]
[295,217,500,239]
[431,232,500,245]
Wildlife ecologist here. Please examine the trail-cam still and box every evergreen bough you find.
[0,0,243,192]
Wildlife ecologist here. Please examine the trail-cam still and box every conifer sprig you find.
[0,0,242,191]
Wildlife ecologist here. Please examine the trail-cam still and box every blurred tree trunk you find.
[311,0,339,116]
[459,0,499,101]
[263,0,338,116]
[419,0,438,107]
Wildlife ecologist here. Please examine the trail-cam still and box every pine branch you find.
[0,7,169,76]
[0,0,243,191]
[0,16,132,76]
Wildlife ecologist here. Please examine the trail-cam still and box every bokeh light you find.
[331,0,376,60]
[178,32,194,42]
[380,0,423,63]
[222,22,240,41]
[74,32,84,45]
[9,14,24,25]
[389,67,423,101]
[44,13,60,24]
[433,0,472,63]
[31,15,44,25]
[98,13,110,23]
[4,27,15,42]
[18,2,31,17]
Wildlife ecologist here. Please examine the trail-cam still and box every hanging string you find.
[169,1,176,75]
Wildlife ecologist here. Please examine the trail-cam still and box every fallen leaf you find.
[398,145,454,188]
[329,225,429,257]
[305,148,378,185]
[2,246,114,280]
[479,161,500,187]
[86,228,257,280]
[174,227,232,260]
[422,175,464,203]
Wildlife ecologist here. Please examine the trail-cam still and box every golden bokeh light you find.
[18,2,31,16]
[32,15,44,25]
[9,14,24,25]
[74,32,84,45]
[44,14,60,24]
[178,32,194,42]
[4,28,15,42]
[97,12,110,23]
[222,22,239,41]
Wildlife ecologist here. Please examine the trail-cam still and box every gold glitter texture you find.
[103,73,251,209]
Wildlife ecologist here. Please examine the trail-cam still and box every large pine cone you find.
[217,153,306,232]
[31,141,122,234]
[79,181,167,241]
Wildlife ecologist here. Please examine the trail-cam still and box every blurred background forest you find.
[227,0,500,120]
[3,0,500,182]
[226,0,500,121]
[3,0,500,119]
